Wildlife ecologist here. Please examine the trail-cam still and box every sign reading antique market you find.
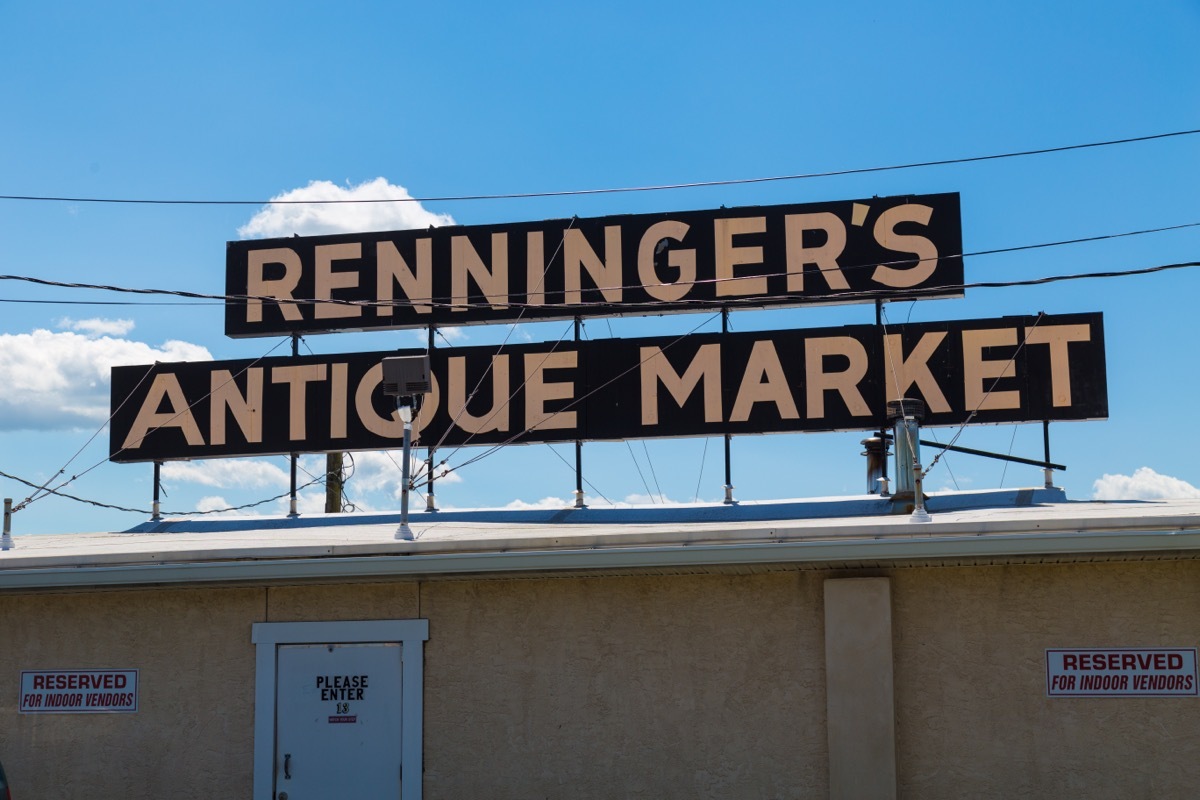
[1046,649,1198,697]
[224,193,964,337]
[111,312,1105,462]
[20,669,139,714]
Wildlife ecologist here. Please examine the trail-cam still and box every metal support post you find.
[288,454,299,517]
[1043,420,1054,489]
[2,498,13,550]
[289,334,300,517]
[722,307,735,504]
[574,317,586,508]
[152,461,162,521]
[426,325,438,512]
[396,416,414,540]
[910,463,931,523]
[876,300,889,487]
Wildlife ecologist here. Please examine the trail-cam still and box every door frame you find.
[251,619,429,800]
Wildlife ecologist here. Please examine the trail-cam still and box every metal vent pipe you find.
[861,437,889,495]
[886,398,925,497]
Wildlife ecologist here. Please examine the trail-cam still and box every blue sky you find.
[1,1,1198,534]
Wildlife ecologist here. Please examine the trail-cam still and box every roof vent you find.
[887,398,925,500]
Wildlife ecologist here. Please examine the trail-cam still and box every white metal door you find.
[274,642,403,799]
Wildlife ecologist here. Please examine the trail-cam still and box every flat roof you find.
[2,488,1199,590]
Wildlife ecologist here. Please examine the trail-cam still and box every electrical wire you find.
[641,440,666,503]
[11,255,1199,514]
[877,306,922,484]
[432,319,577,462]
[428,217,577,453]
[13,362,157,512]
[0,298,219,306]
[12,336,293,515]
[923,429,959,491]
[0,464,324,517]
[624,441,656,503]
[1,219,1197,313]
[418,311,723,488]
[693,437,710,503]
[924,313,1047,477]
[14,252,1187,513]
[543,443,614,506]
[2,128,1197,206]
[999,425,1020,488]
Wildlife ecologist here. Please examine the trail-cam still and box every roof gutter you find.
[2,527,1199,591]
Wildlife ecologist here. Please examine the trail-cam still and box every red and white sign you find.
[1046,649,1198,697]
[20,669,139,714]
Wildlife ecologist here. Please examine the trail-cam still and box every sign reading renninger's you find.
[112,312,1104,463]
[224,193,963,337]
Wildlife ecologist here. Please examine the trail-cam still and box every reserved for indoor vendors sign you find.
[20,669,139,714]
[1046,649,1198,697]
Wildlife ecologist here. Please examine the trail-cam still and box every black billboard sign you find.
[225,193,964,337]
[112,313,1105,463]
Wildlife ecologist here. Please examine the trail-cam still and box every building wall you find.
[0,559,1197,799]
[0,587,263,798]
[892,560,1200,798]
[420,572,828,800]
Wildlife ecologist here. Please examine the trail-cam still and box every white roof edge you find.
[2,528,1198,591]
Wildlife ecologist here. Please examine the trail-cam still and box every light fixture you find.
[381,356,431,540]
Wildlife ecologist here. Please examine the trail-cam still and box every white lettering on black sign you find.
[110,313,1106,463]
[224,194,964,336]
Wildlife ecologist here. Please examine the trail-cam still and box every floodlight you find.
[380,356,433,541]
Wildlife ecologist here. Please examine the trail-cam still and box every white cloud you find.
[345,450,462,502]
[194,495,249,516]
[293,489,332,516]
[505,323,534,343]
[161,459,289,489]
[437,327,468,343]
[622,492,674,505]
[1092,467,1200,501]
[57,317,136,337]
[0,329,210,431]
[501,493,679,510]
[504,496,576,510]
[237,178,454,239]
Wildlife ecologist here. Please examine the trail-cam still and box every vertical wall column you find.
[824,577,897,800]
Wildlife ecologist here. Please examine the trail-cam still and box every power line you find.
[424,311,724,485]
[924,313,1048,478]
[543,444,614,506]
[1,128,1197,206]
[0,298,218,306]
[0,464,323,518]
[13,363,158,512]
[12,336,294,515]
[1,219,1197,312]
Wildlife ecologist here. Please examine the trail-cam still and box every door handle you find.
[284,753,292,780]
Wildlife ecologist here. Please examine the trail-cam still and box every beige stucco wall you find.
[0,587,263,799]
[892,560,1200,798]
[421,572,829,800]
[265,581,420,622]
[0,559,1196,799]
